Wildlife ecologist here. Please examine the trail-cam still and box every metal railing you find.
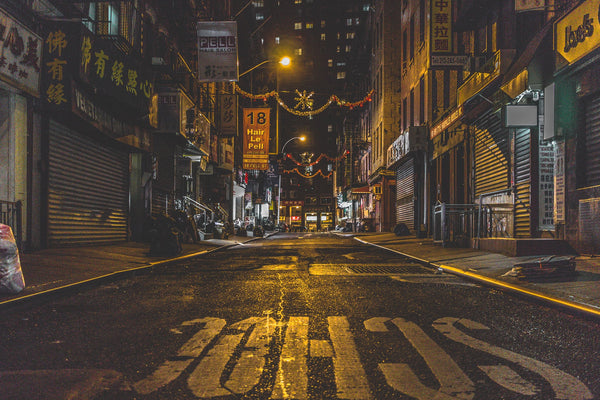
[433,200,514,248]
[0,200,22,248]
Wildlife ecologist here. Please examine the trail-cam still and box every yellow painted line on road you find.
[438,264,600,318]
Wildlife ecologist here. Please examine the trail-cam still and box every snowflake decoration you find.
[294,90,314,110]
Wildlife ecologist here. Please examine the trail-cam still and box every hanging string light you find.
[234,83,373,117]
[282,168,333,179]
[285,150,349,167]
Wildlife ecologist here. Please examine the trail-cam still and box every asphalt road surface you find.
[1,233,599,399]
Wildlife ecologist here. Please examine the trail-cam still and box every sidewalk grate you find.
[310,264,432,276]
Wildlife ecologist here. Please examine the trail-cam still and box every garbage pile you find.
[0,224,25,294]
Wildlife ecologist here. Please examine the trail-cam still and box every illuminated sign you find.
[555,0,600,65]
[243,108,270,170]
[197,21,239,82]
[431,0,452,53]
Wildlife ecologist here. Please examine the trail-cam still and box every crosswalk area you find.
[133,315,593,399]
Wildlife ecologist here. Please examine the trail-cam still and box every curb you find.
[354,236,600,320]
[0,235,270,310]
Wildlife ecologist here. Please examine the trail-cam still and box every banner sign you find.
[0,7,42,96]
[431,0,452,53]
[219,94,237,136]
[555,0,600,66]
[197,21,238,82]
[243,108,270,170]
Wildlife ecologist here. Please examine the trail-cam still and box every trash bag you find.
[393,223,410,236]
[148,214,183,256]
[0,224,25,294]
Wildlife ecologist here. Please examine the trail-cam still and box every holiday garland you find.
[234,83,373,117]
[285,150,349,167]
[282,168,333,179]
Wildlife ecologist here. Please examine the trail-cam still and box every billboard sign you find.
[197,21,238,82]
[242,108,270,170]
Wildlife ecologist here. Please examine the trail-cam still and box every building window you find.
[336,46,341,53]
[346,32,355,39]
[321,20,326,28]
[320,33,326,41]
[336,62,346,66]
[275,36,280,44]
[253,0,264,7]
[306,22,313,29]
[345,44,351,52]
[294,0,302,4]
[337,71,346,79]
[363,4,370,11]
[328,124,333,132]
[256,12,264,20]
[294,48,303,55]
[294,22,302,30]
[346,18,353,26]
[328,59,333,67]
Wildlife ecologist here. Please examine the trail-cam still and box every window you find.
[294,48,303,55]
[256,12,264,20]
[320,33,326,41]
[337,71,346,79]
[328,59,333,67]
[346,18,353,26]
[320,197,332,205]
[336,62,346,66]
[328,124,333,132]
[83,3,95,32]
[321,20,326,28]
[253,0,264,7]
[294,0,302,4]
[363,4,370,11]
[306,22,313,29]
[354,18,360,25]
[346,32,355,39]
[345,44,351,52]
[275,36,280,44]
[336,46,341,53]
[294,22,302,30]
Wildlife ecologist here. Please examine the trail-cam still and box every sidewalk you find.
[0,235,259,309]
[349,232,600,319]
[2,232,600,319]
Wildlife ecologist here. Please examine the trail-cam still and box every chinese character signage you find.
[431,0,452,53]
[219,94,237,136]
[79,33,153,111]
[515,0,545,12]
[0,8,42,96]
[242,108,270,170]
[43,27,71,106]
[197,21,238,82]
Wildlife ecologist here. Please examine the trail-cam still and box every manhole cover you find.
[310,264,432,275]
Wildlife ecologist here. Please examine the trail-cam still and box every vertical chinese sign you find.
[0,8,42,97]
[431,0,452,54]
[43,27,70,107]
[243,108,270,170]
[197,21,239,82]
[219,94,237,136]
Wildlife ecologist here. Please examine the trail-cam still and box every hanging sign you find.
[0,7,42,96]
[197,21,238,82]
[555,0,600,66]
[431,0,453,53]
[219,94,237,136]
[243,108,270,170]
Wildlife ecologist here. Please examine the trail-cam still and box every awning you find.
[183,140,208,162]
[351,186,370,194]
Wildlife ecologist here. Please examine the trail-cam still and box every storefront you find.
[552,0,600,253]
[387,127,426,234]
[0,7,42,250]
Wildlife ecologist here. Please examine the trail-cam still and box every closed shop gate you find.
[48,120,129,246]
[396,157,415,230]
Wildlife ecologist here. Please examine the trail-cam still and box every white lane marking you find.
[188,333,244,398]
[328,316,372,399]
[379,363,458,400]
[478,365,539,396]
[343,254,355,260]
[434,317,593,400]
[309,339,334,358]
[226,317,276,394]
[364,317,390,332]
[391,317,474,400]
[271,316,309,399]
[133,317,225,395]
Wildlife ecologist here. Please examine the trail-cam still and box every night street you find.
[1,234,598,399]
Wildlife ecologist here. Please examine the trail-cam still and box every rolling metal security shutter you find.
[585,95,600,186]
[48,120,129,246]
[396,157,415,230]
[514,128,531,237]
[473,112,509,197]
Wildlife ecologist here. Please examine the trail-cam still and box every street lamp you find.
[277,136,306,229]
